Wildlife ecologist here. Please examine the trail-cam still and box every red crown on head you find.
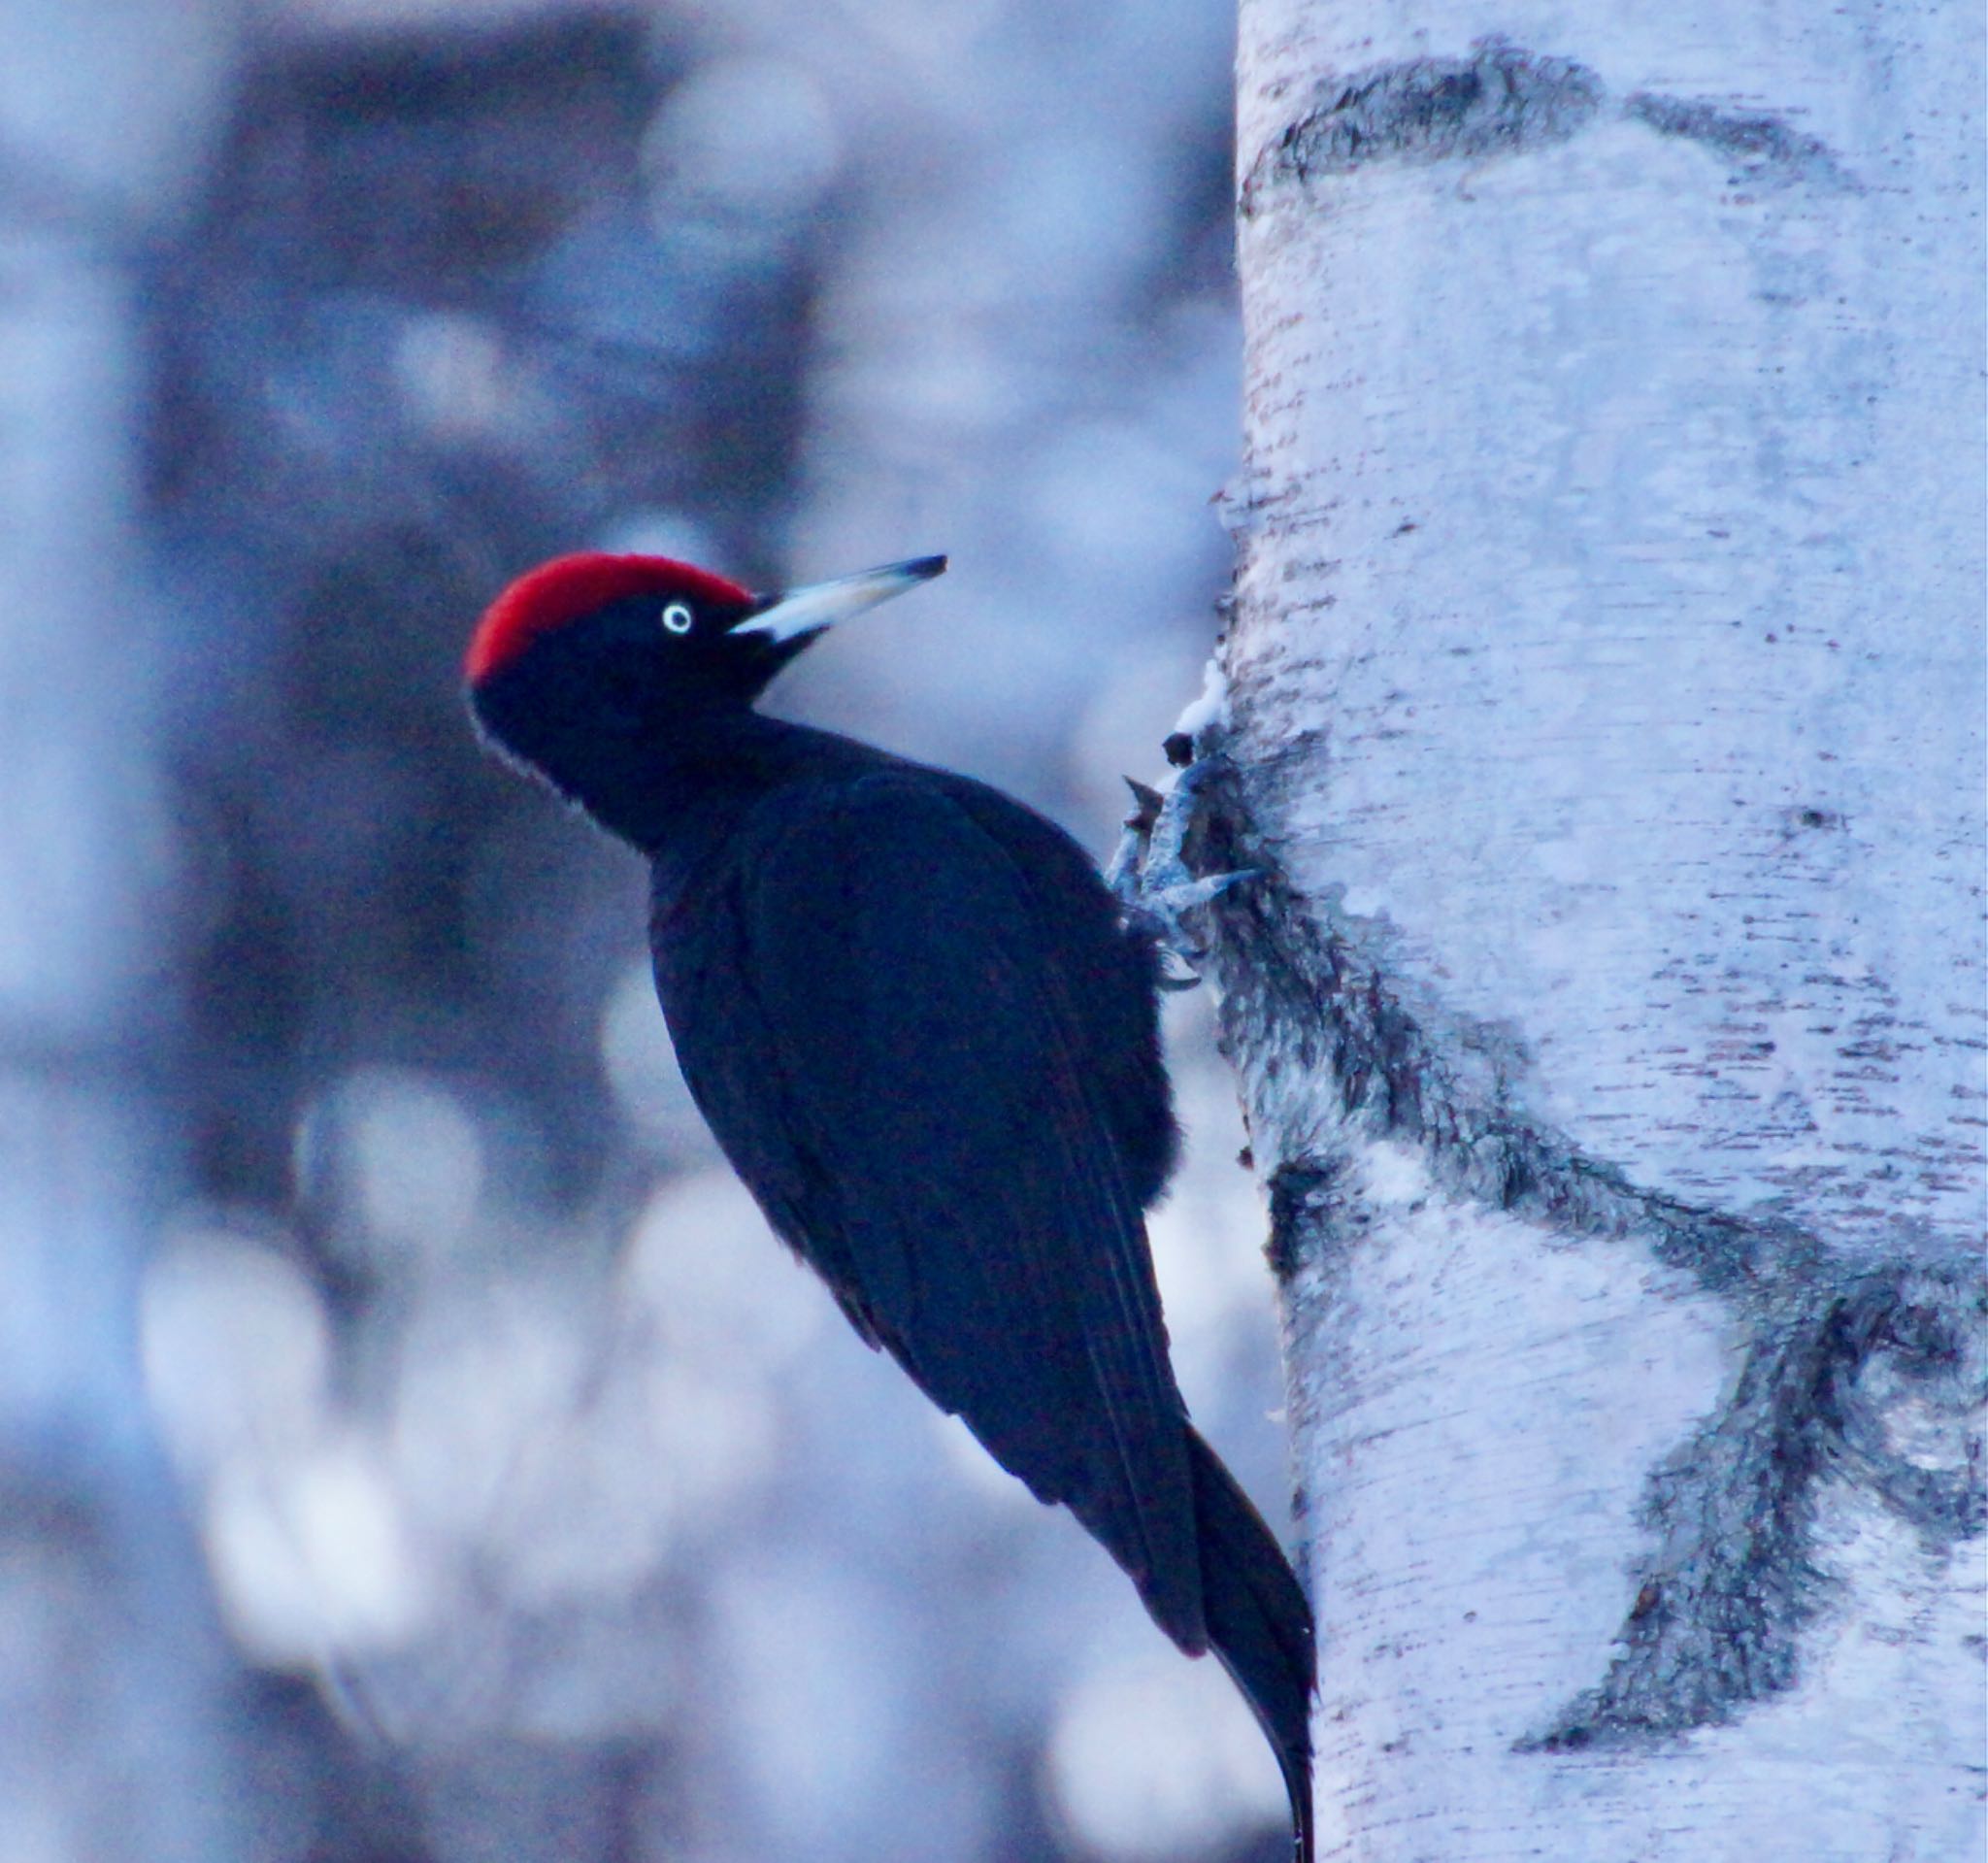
[466,552,756,685]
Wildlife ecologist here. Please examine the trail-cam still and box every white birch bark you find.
[1186,2,1987,1856]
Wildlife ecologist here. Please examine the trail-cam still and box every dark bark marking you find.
[1242,39,1858,216]
[1266,1157,1347,1283]
[1531,1262,1984,1749]
[1624,92,1861,192]
[1135,742,1986,1744]
[1242,40,1603,214]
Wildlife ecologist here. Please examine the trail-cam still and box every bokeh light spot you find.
[1044,1649,1288,1860]
[208,1437,428,1665]
[600,958,712,1152]
[622,1169,824,1371]
[642,57,839,219]
[294,1067,484,1261]
[141,1224,331,1479]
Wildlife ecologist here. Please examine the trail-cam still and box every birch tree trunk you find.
[1202,2,1987,1856]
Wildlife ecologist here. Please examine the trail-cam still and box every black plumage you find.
[467,550,1314,1859]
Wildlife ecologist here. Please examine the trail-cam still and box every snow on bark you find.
[1172,1,1987,1855]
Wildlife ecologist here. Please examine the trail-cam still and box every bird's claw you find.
[1102,779,1166,898]
[1108,758,1251,985]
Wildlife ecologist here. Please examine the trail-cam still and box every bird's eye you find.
[660,602,694,636]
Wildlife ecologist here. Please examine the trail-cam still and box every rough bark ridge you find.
[1201,1,1986,1855]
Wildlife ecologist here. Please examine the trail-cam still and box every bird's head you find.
[465,550,945,807]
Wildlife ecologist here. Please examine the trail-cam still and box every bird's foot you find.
[1107,758,1255,988]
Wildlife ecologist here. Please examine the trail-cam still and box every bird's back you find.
[650,745,1210,1646]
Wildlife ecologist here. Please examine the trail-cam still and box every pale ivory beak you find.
[731,555,947,644]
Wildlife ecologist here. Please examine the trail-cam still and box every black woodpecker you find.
[466,550,1314,1859]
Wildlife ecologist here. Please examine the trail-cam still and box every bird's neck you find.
[577,711,876,859]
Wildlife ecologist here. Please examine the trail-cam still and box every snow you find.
[1172,654,1230,747]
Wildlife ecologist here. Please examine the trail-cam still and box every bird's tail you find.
[1186,1428,1316,1863]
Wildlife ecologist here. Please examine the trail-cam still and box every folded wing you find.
[654,771,1206,1647]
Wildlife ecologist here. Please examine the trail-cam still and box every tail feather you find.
[1186,1429,1316,1863]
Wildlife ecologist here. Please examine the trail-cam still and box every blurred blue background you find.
[1,2,1294,1857]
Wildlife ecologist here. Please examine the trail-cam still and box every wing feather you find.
[654,772,1205,1644]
